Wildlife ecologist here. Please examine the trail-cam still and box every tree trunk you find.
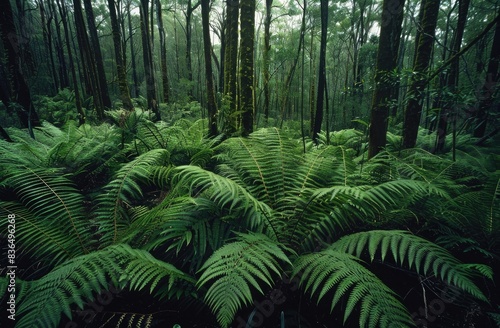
[239,0,255,136]
[108,0,134,111]
[126,0,139,98]
[139,0,160,120]
[156,0,170,103]
[368,0,405,158]
[402,0,440,149]
[39,1,59,93]
[473,13,500,138]
[0,0,41,132]
[435,0,470,152]
[185,1,201,99]
[312,0,328,143]
[201,0,218,136]
[56,0,85,124]
[223,0,239,134]
[262,0,272,123]
[48,0,69,89]
[83,0,112,110]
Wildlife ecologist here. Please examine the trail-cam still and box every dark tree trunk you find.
[83,0,112,110]
[156,0,170,103]
[126,0,139,98]
[223,0,239,134]
[108,0,134,111]
[0,0,40,131]
[185,1,200,99]
[56,0,85,124]
[139,0,160,120]
[312,0,328,143]
[73,0,105,119]
[201,0,218,136]
[368,0,405,158]
[473,13,500,138]
[48,0,69,89]
[39,1,59,93]
[435,0,470,152]
[262,0,272,123]
[402,0,440,149]
[239,0,255,136]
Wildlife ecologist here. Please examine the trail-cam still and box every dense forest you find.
[0,0,499,327]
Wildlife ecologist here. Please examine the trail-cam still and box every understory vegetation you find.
[0,110,499,328]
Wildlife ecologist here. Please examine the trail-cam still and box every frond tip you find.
[197,232,291,328]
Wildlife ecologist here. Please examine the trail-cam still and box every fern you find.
[13,244,192,328]
[293,249,415,327]
[331,230,489,301]
[197,233,291,327]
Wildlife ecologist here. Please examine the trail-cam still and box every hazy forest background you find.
[0,0,499,327]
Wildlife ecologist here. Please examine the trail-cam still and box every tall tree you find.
[473,13,500,138]
[434,0,470,153]
[368,0,406,158]
[126,0,140,98]
[201,0,218,136]
[139,0,160,120]
[0,0,40,132]
[108,0,134,110]
[223,0,239,134]
[312,0,328,143]
[83,0,112,109]
[156,0,170,103]
[239,0,256,136]
[185,0,201,98]
[262,0,273,123]
[402,0,441,149]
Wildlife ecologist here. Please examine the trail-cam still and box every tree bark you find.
[368,0,405,158]
[156,0,170,103]
[262,0,273,123]
[201,0,218,136]
[0,0,41,131]
[312,0,328,143]
[108,0,134,111]
[223,0,239,134]
[473,13,500,138]
[402,0,440,149]
[83,0,112,109]
[239,0,255,136]
[139,0,160,120]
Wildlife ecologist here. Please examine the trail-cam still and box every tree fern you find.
[197,233,291,328]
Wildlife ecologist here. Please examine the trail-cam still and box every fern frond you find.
[331,230,489,302]
[15,244,191,328]
[293,249,415,327]
[197,233,291,328]
[96,149,169,245]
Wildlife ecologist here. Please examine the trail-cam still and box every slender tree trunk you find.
[73,0,106,119]
[185,1,201,99]
[39,1,59,93]
[83,0,112,110]
[435,0,470,152]
[312,0,328,143]
[473,13,500,138]
[262,0,273,123]
[156,0,170,103]
[368,0,405,158]
[239,0,255,136]
[126,0,139,98]
[139,0,160,120]
[402,0,441,149]
[223,0,239,134]
[0,0,41,132]
[201,0,218,136]
[48,0,69,88]
[56,0,85,124]
[108,0,134,110]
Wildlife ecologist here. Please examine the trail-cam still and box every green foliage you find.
[197,233,291,328]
